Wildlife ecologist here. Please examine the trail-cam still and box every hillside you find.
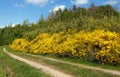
[0,4,120,45]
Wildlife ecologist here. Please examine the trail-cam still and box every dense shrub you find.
[10,30,120,65]
[10,38,29,52]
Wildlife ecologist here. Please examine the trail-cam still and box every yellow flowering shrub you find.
[10,30,120,65]
[88,30,120,65]
[29,33,53,54]
[10,38,29,52]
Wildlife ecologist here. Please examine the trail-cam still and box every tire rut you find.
[3,48,74,77]
[21,51,120,76]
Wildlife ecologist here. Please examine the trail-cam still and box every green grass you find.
[51,55,120,71]
[0,46,6,77]
[6,47,120,77]
[34,52,120,71]
[7,45,120,71]
[0,46,52,77]
[0,64,6,77]
[42,59,120,77]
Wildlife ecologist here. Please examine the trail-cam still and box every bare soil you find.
[3,48,73,77]
[20,50,120,76]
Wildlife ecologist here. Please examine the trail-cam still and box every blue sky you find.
[0,0,120,27]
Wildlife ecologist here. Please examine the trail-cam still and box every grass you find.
[42,59,120,77]
[0,46,52,77]
[0,46,6,77]
[34,52,120,71]
[6,46,120,77]
[50,55,120,71]
[39,53,120,71]
[0,64,6,77]
[7,45,120,71]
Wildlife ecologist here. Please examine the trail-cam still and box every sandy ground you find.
[3,48,73,77]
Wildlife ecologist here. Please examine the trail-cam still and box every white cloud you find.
[71,0,88,5]
[0,24,17,28]
[51,0,56,3]
[0,26,5,28]
[14,0,57,7]
[26,0,49,6]
[50,5,65,13]
[14,3,25,7]
[11,24,17,27]
[105,0,119,5]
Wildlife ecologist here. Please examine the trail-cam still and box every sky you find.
[0,0,120,27]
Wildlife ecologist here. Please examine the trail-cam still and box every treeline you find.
[0,4,120,45]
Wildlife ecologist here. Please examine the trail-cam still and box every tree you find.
[55,8,63,21]
[72,5,77,12]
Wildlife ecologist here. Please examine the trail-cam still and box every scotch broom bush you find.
[10,30,120,65]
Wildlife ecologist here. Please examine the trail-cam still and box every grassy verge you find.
[0,46,52,77]
[42,59,120,77]
[45,54,120,71]
[0,46,6,77]
[6,47,120,77]
[0,63,6,77]
[7,46,120,71]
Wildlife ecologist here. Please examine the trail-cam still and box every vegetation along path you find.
[3,48,73,77]
[3,48,120,76]
[13,49,120,76]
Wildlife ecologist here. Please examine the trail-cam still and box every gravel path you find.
[21,51,120,76]
[3,48,73,77]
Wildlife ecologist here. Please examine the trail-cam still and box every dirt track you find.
[3,48,73,77]
[3,48,120,76]
[21,50,120,76]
